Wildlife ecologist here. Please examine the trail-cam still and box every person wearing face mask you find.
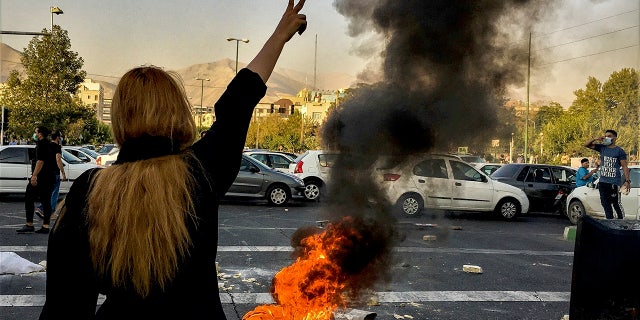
[585,129,630,219]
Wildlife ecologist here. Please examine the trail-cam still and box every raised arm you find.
[247,0,307,83]
[585,136,603,149]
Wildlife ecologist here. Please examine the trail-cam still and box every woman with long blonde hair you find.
[40,1,307,319]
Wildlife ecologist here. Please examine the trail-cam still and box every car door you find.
[523,166,558,211]
[0,147,30,193]
[228,157,265,196]
[410,158,452,209]
[449,159,493,210]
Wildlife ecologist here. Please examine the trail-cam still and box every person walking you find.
[575,158,598,187]
[17,126,57,234]
[35,130,66,219]
[40,1,307,319]
[585,129,630,219]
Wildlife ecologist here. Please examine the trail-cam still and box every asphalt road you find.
[1,195,577,320]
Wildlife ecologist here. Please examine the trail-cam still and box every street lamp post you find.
[195,77,210,128]
[50,6,64,30]
[226,37,249,74]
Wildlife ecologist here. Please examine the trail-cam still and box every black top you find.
[40,68,266,320]
[50,142,62,176]
[32,139,57,181]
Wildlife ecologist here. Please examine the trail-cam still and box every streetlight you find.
[226,37,249,74]
[195,77,210,128]
[50,6,64,30]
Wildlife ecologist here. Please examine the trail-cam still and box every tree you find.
[246,112,320,153]
[0,26,94,139]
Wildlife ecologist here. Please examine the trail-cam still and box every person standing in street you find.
[585,129,630,219]
[17,126,57,234]
[575,158,598,187]
[35,130,66,219]
[40,1,307,319]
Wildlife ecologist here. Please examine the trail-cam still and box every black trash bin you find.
[570,215,640,319]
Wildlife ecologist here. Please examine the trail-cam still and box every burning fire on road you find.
[243,216,394,320]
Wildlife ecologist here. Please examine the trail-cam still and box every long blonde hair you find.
[88,66,197,297]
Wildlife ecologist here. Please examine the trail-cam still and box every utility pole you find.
[525,32,531,163]
[195,77,210,128]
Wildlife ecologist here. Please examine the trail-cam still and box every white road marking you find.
[0,291,570,306]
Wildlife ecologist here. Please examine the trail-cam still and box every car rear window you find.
[490,164,521,178]
[0,148,28,164]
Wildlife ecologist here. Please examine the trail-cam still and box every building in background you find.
[77,79,105,122]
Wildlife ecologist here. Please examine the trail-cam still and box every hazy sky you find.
[1,0,638,106]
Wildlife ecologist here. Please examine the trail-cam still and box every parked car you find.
[473,162,503,176]
[490,163,576,216]
[98,144,119,166]
[289,150,339,201]
[63,146,104,166]
[566,165,640,224]
[98,144,118,155]
[80,144,97,151]
[244,151,295,173]
[373,153,529,219]
[0,145,98,194]
[225,154,305,206]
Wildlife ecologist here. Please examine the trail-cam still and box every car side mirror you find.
[249,166,260,173]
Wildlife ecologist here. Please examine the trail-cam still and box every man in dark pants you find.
[585,129,630,219]
[17,126,57,234]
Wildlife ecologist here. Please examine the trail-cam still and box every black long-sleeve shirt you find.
[40,68,266,320]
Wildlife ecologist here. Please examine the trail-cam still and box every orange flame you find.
[243,217,369,320]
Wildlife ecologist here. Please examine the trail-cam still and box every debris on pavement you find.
[462,264,483,274]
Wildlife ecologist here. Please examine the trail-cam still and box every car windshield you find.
[244,155,272,171]
[490,164,521,178]
[98,145,117,154]
[79,147,101,159]
[61,149,84,164]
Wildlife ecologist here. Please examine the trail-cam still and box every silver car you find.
[226,154,306,206]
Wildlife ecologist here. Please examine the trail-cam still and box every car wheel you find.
[396,193,424,217]
[303,180,321,201]
[267,184,290,206]
[496,198,520,220]
[567,200,585,225]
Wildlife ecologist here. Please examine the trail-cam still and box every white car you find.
[0,145,99,194]
[98,144,119,166]
[566,165,640,224]
[374,154,529,219]
[244,151,295,173]
[289,150,338,201]
[63,146,104,166]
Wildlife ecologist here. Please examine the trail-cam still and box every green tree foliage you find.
[246,111,320,153]
[0,26,97,140]
[531,68,639,164]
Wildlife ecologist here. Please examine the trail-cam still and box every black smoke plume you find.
[310,0,554,300]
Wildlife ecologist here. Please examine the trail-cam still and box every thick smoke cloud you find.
[325,0,554,154]
[309,0,554,301]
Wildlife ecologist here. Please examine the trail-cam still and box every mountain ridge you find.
[1,43,357,105]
